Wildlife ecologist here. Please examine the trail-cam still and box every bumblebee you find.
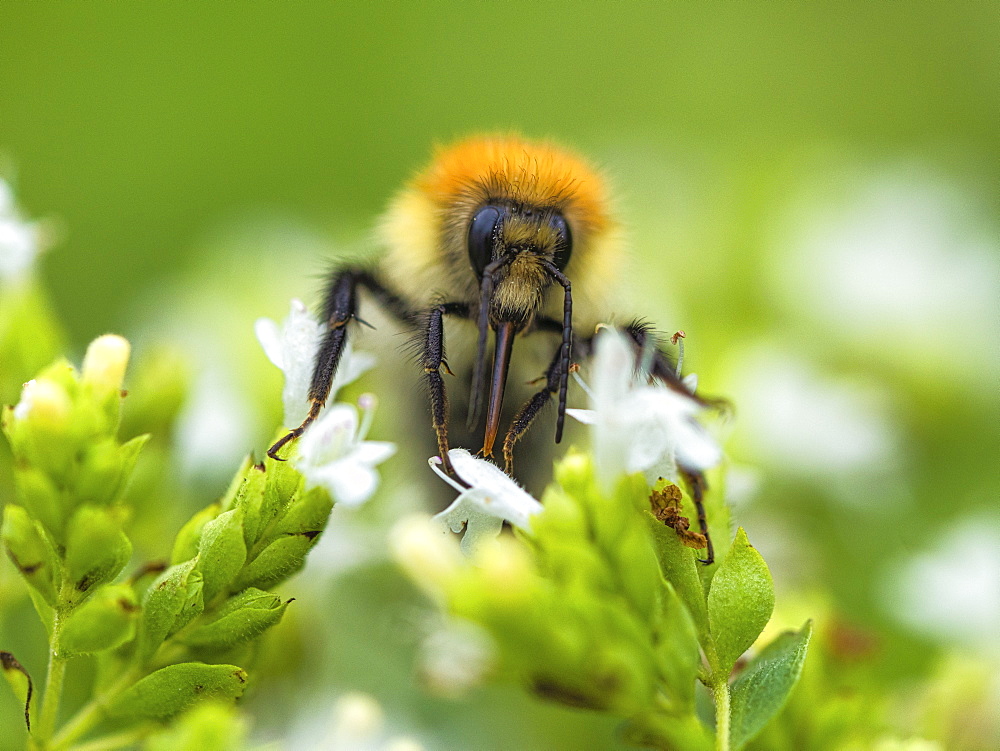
[269,135,716,561]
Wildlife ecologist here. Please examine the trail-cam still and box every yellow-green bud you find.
[64,505,132,598]
[180,587,289,650]
[196,508,247,602]
[2,505,59,605]
[137,559,200,664]
[390,516,463,604]
[81,334,130,395]
[59,584,139,656]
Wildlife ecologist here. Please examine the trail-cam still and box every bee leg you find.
[502,345,563,475]
[422,302,470,479]
[679,467,714,565]
[267,267,417,461]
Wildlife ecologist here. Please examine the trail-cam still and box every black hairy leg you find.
[421,302,471,477]
[267,267,417,461]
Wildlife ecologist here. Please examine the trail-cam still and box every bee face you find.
[379,135,622,325]
[467,202,572,324]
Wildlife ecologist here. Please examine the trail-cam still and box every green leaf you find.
[137,559,200,664]
[59,584,139,657]
[180,587,289,650]
[707,527,774,673]
[2,504,59,605]
[730,620,813,749]
[1,651,33,731]
[107,662,247,720]
[646,512,709,642]
[654,581,701,710]
[196,508,247,602]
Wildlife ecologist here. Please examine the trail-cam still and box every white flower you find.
[294,394,396,507]
[418,618,495,698]
[255,299,375,427]
[0,178,47,283]
[566,326,721,487]
[882,516,1000,649]
[292,692,426,751]
[430,448,543,555]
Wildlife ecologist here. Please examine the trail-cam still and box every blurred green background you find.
[2,2,998,749]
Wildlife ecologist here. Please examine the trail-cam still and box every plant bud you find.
[64,505,132,598]
[9,467,63,540]
[144,701,247,751]
[81,334,130,397]
[390,516,463,603]
[171,503,220,565]
[136,558,200,664]
[59,584,139,656]
[233,534,317,591]
[231,460,267,545]
[1,505,58,605]
[180,587,289,650]
[196,508,247,602]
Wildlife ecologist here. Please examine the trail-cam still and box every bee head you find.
[467,202,572,324]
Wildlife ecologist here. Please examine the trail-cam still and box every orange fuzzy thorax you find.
[414,135,612,237]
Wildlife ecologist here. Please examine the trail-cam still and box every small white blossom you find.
[566,326,721,487]
[419,618,495,698]
[255,299,375,426]
[0,178,48,282]
[430,448,543,555]
[294,394,396,507]
[292,692,426,751]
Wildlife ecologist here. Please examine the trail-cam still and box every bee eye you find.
[468,205,503,278]
[550,213,573,271]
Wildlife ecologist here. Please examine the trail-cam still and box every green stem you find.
[51,670,137,751]
[712,675,731,751]
[34,611,67,749]
[66,728,148,751]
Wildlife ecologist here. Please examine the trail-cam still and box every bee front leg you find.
[422,302,470,479]
[267,267,416,461]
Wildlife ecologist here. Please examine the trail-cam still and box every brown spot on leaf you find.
[532,678,607,710]
[7,551,41,576]
[129,559,168,584]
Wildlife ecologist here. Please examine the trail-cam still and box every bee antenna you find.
[541,260,573,444]
[467,257,507,430]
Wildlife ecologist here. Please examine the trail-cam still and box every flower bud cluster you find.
[136,446,332,669]
[2,335,141,614]
[396,451,808,750]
